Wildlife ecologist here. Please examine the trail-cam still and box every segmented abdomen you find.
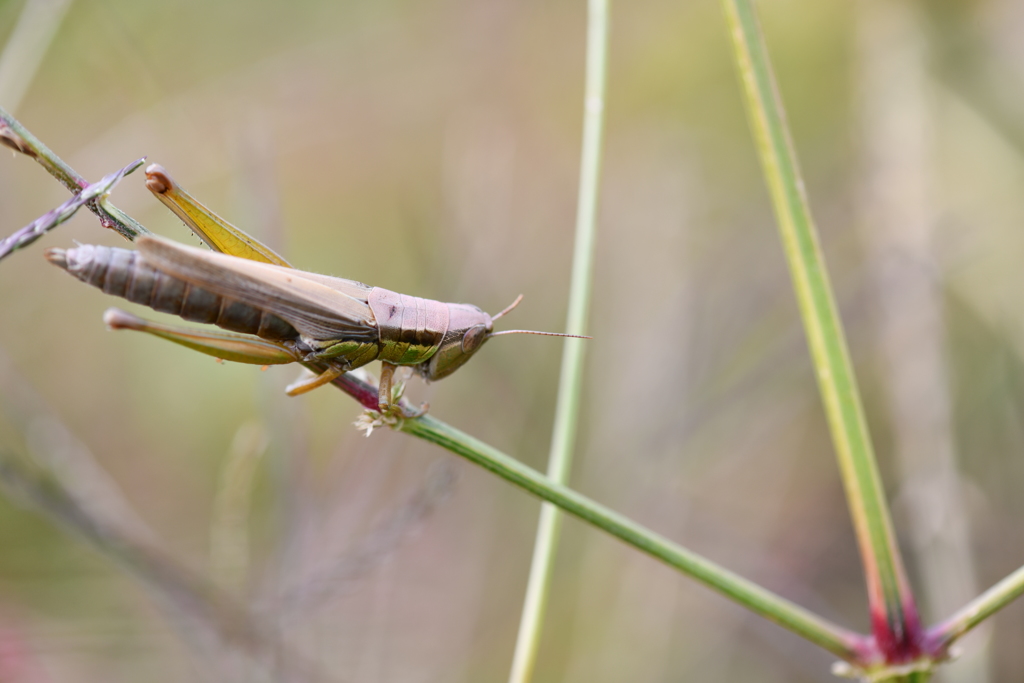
[46,244,297,341]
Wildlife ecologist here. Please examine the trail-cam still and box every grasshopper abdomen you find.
[46,244,298,341]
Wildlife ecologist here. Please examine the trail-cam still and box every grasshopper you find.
[45,165,586,415]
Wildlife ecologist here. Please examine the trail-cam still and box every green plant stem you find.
[720,0,920,660]
[0,106,149,241]
[402,414,866,662]
[507,0,608,681]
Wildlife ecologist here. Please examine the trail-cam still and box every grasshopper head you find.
[421,303,494,381]
[420,295,589,381]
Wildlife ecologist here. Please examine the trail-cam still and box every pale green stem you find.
[720,0,920,653]
[927,564,1024,655]
[507,2,609,681]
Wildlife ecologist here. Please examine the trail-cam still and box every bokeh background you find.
[0,0,1023,680]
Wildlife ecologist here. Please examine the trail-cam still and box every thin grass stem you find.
[507,1,609,681]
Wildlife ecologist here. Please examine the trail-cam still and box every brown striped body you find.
[48,244,298,341]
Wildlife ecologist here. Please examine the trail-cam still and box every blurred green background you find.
[1,0,1023,680]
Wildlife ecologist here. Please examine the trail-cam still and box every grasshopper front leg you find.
[375,362,428,418]
[378,362,397,411]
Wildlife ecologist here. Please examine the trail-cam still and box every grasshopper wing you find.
[234,260,374,299]
[137,236,377,341]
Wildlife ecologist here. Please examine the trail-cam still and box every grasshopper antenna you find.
[491,294,524,321]
[489,330,591,339]
[489,295,591,338]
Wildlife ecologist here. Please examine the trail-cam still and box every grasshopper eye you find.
[461,324,489,353]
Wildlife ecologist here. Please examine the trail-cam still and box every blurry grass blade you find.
[508,0,608,681]
[270,461,457,615]
[0,347,156,542]
[144,163,292,266]
[0,0,75,114]
[210,421,267,591]
[0,449,325,679]
[0,157,145,262]
[857,3,991,679]
[721,0,921,661]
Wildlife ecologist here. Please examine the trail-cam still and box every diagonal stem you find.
[926,564,1024,657]
[402,414,868,663]
[0,105,149,241]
